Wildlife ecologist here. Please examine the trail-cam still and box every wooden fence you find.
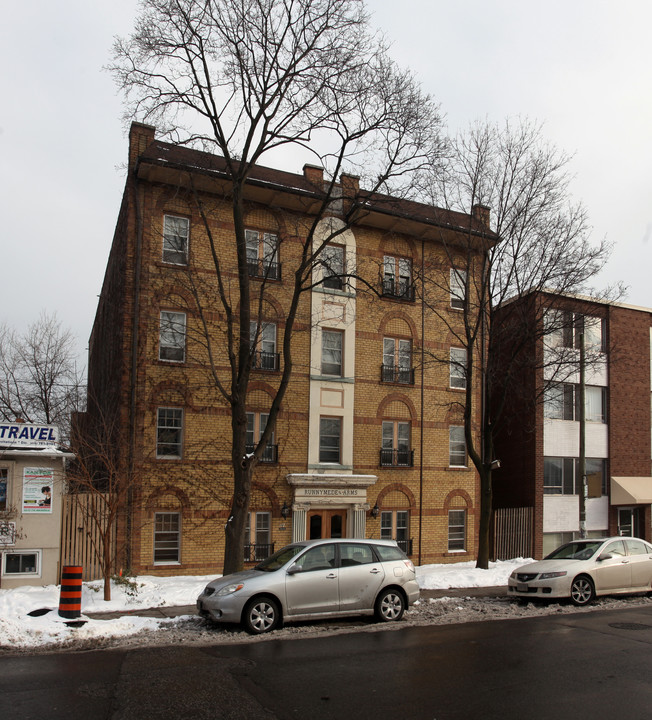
[60,493,115,581]
[493,507,534,560]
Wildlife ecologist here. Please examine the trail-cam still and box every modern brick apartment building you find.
[82,122,494,575]
[493,292,652,559]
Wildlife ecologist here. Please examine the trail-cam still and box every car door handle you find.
[621,559,630,564]
[370,568,381,574]
[326,573,337,579]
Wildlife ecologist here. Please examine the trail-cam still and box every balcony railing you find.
[244,542,275,562]
[247,258,281,281]
[382,277,415,301]
[245,443,278,464]
[381,364,414,385]
[251,350,280,371]
[379,448,414,467]
[396,538,413,556]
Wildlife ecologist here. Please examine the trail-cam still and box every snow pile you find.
[416,558,528,590]
[0,560,527,650]
[0,575,215,650]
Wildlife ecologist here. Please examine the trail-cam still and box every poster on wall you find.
[23,467,54,514]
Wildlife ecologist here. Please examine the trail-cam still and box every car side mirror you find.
[598,552,613,562]
[286,563,301,575]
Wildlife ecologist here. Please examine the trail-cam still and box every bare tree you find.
[110,0,444,573]
[421,119,618,568]
[67,408,137,601]
[0,313,84,443]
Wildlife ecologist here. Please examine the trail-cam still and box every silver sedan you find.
[197,538,420,633]
[508,536,652,605]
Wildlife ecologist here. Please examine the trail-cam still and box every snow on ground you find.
[0,559,526,651]
[416,558,526,590]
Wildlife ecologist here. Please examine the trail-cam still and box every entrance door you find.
[618,508,640,537]
[307,510,345,539]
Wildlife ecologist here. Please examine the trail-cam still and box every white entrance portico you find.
[286,473,377,542]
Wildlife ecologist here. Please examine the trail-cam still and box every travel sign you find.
[0,423,60,448]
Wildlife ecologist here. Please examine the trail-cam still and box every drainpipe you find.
[418,238,425,566]
[127,171,145,570]
[579,332,587,538]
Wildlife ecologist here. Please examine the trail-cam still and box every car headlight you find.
[216,582,245,596]
[539,571,567,580]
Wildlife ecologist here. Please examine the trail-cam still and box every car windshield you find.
[544,541,603,561]
[255,544,305,572]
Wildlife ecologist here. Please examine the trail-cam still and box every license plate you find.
[517,583,529,593]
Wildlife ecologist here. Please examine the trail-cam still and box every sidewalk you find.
[84,586,506,621]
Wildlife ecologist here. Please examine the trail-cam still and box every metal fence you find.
[493,507,534,561]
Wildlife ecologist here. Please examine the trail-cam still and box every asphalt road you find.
[3,603,652,719]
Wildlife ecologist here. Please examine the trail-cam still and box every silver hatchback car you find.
[197,538,420,634]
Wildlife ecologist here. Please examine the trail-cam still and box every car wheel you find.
[375,588,406,622]
[570,575,595,606]
[243,596,281,634]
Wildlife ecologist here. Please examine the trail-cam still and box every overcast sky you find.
[1,1,650,363]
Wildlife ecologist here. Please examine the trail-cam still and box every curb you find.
[84,587,507,621]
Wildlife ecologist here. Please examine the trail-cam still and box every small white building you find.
[0,422,72,588]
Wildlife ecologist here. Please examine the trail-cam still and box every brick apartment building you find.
[82,122,495,576]
[493,292,652,559]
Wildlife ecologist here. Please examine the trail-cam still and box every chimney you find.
[303,164,324,187]
[472,204,491,229]
[340,172,360,196]
[129,121,156,171]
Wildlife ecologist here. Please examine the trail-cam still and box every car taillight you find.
[403,559,415,572]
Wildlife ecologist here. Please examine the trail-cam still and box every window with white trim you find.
[246,412,276,463]
[154,512,180,563]
[163,215,189,265]
[321,329,343,376]
[381,421,412,466]
[450,268,466,310]
[321,244,345,290]
[3,549,41,576]
[383,255,413,299]
[319,417,341,464]
[449,426,466,467]
[380,510,410,554]
[156,408,183,458]
[382,338,412,384]
[250,321,278,370]
[246,229,280,279]
[245,511,272,561]
[448,510,466,551]
[450,347,467,389]
[159,311,186,362]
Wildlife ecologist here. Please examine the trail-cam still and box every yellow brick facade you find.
[85,122,491,576]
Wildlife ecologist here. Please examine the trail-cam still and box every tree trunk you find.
[103,535,113,601]
[476,468,492,569]
[103,571,112,601]
[222,460,253,575]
